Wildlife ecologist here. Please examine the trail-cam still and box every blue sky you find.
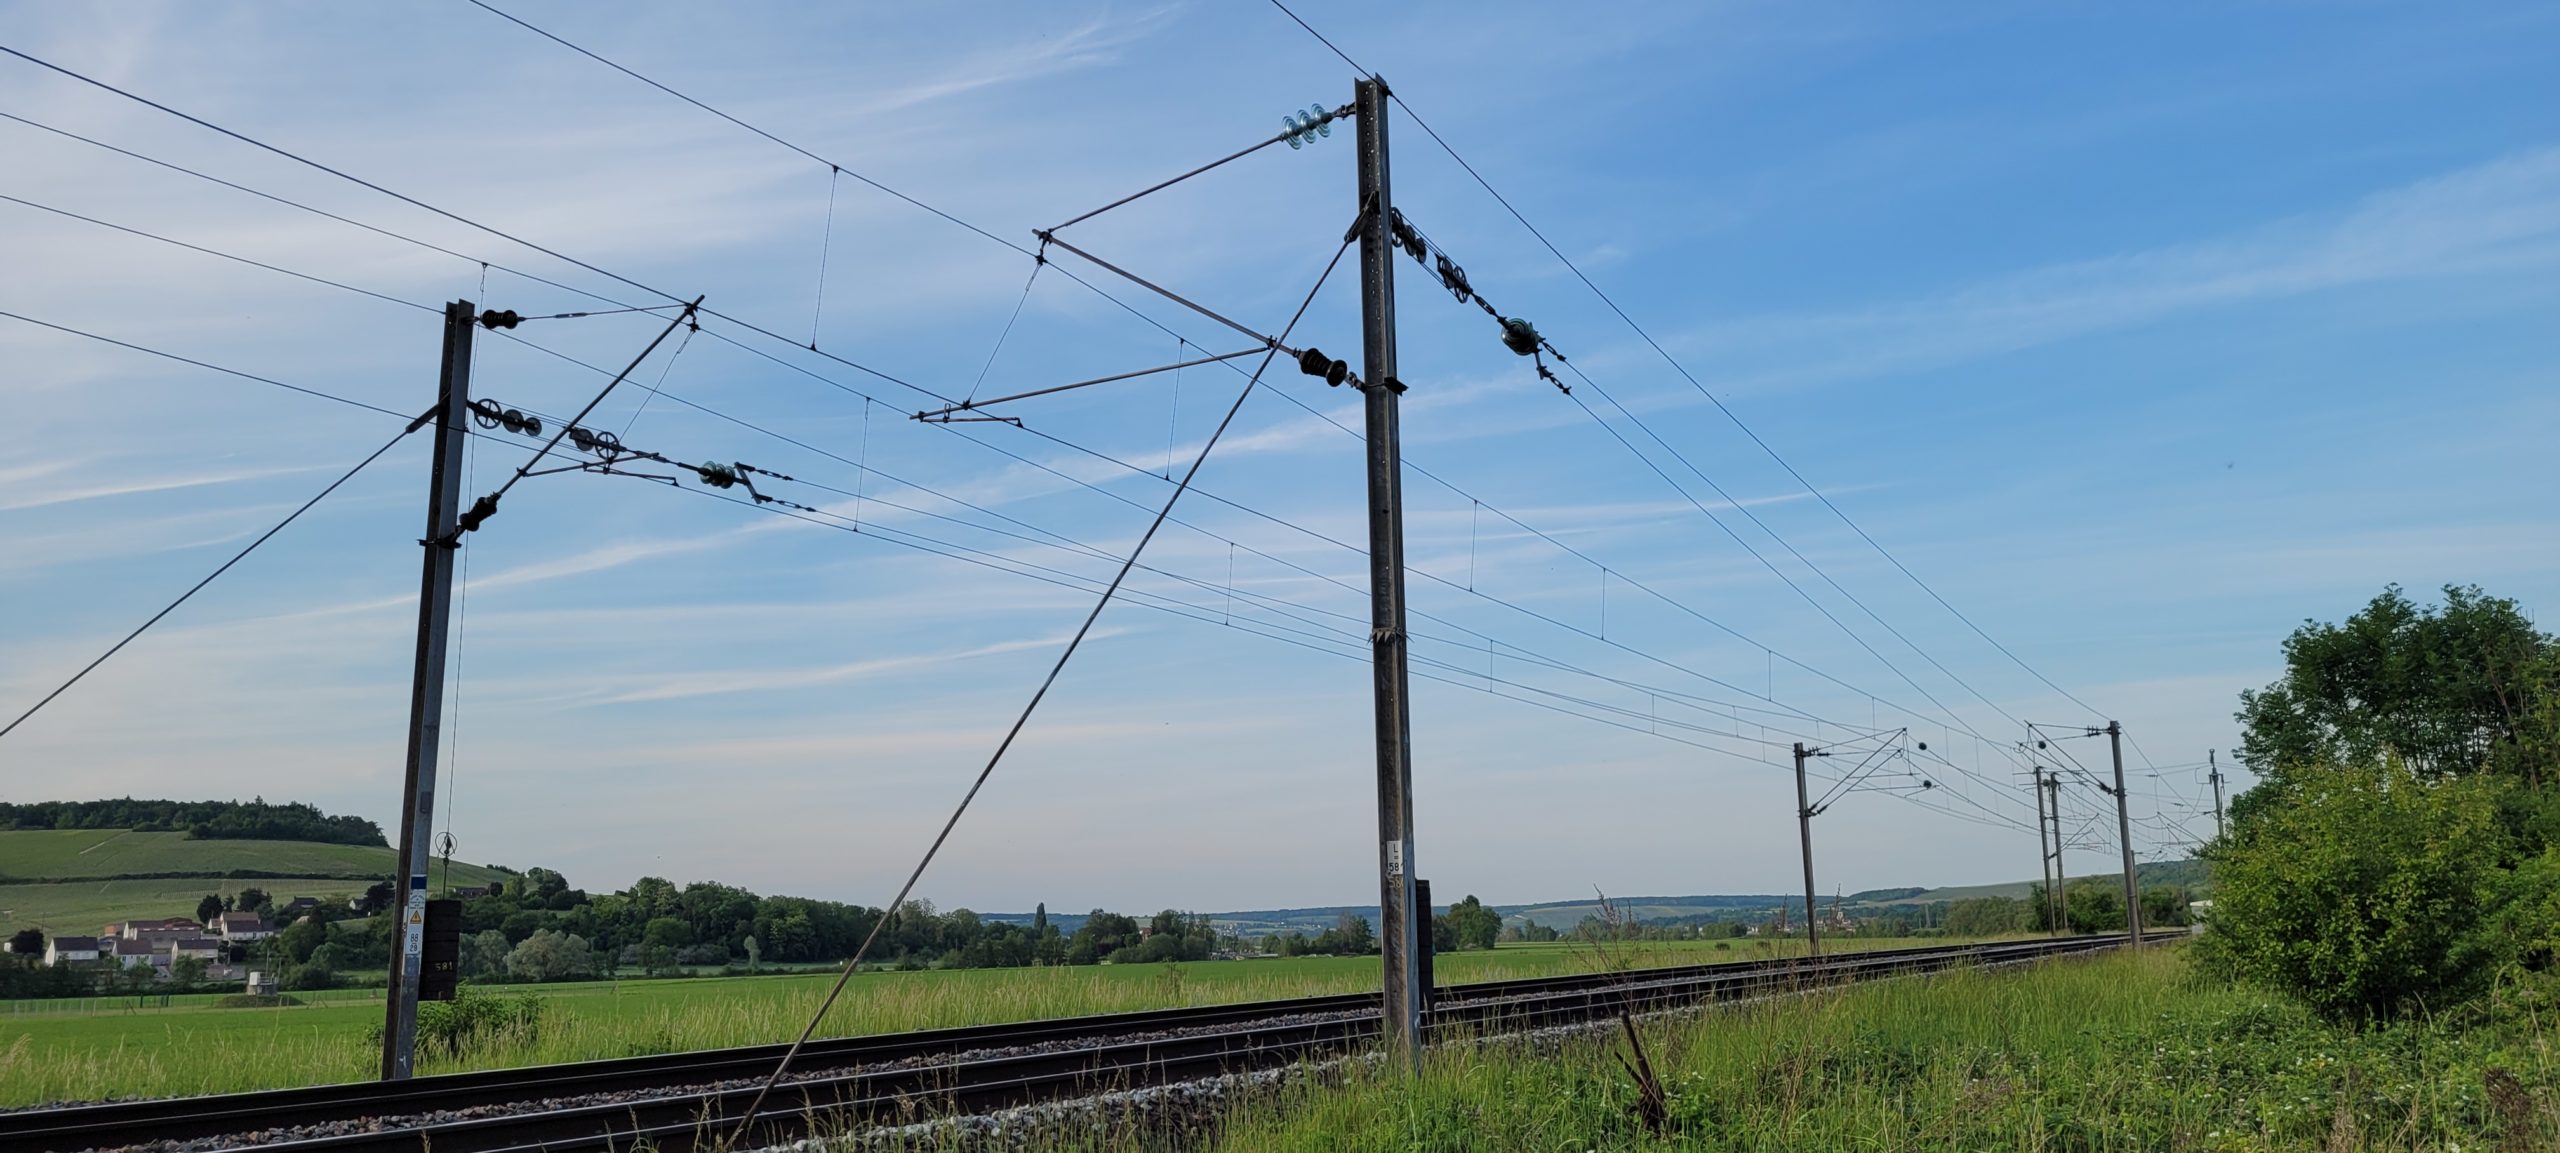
[3,2,2555,914]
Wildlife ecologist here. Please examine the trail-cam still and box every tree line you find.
[0,798,385,847]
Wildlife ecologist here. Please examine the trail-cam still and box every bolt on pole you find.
[2107,721,2142,948]
[381,300,474,1080]
[1354,75,1425,1072]
[1792,742,1820,958]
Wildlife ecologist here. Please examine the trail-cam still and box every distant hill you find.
[0,829,508,935]
[987,895,1803,936]
[1880,858,2211,906]
[986,860,2212,936]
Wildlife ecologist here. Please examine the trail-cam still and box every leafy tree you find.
[2140,886,2191,929]
[7,928,43,955]
[282,953,332,989]
[499,910,547,944]
[640,916,693,949]
[1944,896,2030,937]
[276,917,328,965]
[2202,762,2506,1021]
[1440,895,1502,951]
[1429,914,1458,953]
[504,929,597,981]
[521,868,570,904]
[2237,585,2557,793]
[196,894,224,926]
[461,929,510,979]
[1066,911,1142,965]
[169,954,209,989]
[357,881,395,915]
[235,888,270,915]
[2063,879,2124,934]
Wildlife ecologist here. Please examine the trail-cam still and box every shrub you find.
[2201,761,2505,1021]
[2063,880,2124,934]
[414,988,545,1055]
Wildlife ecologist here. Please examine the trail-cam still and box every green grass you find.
[1210,947,2560,1152]
[0,829,509,935]
[0,935,1960,1106]
[0,829,509,884]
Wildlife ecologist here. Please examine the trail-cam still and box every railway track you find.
[3,933,2173,1153]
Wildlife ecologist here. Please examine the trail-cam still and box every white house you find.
[43,936,100,966]
[212,911,274,942]
[109,937,169,975]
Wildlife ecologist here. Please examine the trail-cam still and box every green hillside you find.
[1876,859,2212,906]
[0,830,508,935]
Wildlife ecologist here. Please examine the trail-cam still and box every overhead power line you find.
[727,218,1360,1142]
[1259,0,2107,720]
[288,17,1990,763]
[2,41,2033,818]
[6,106,1859,739]
[10,190,1826,765]
[0,411,432,741]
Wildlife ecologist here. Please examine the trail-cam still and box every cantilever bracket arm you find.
[1034,233,1289,354]
[911,346,1266,422]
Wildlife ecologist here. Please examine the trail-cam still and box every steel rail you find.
[0,934,2171,1152]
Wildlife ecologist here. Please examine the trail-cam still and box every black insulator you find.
[1325,358,1349,387]
[455,492,500,534]
[1500,317,1541,356]
[1297,347,1332,378]
[1435,254,1471,303]
[470,398,503,429]
[478,309,522,330]
[1389,210,1428,259]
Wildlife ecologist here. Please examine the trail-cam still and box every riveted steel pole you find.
[2044,775,2065,930]
[2032,767,2055,932]
[381,301,472,1080]
[2108,722,2142,948]
[1794,742,1820,957]
[1354,76,1424,1071]
[2209,749,2226,840]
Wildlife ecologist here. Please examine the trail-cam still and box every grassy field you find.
[0,829,509,934]
[1209,946,2560,1152]
[0,935,1946,1106]
[0,829,510,884]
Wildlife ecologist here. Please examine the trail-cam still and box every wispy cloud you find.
[578,628,1118,705]
[0,462,324,512]
[1676,146,2560,394]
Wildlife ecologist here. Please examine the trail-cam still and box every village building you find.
[211,911,274,941]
